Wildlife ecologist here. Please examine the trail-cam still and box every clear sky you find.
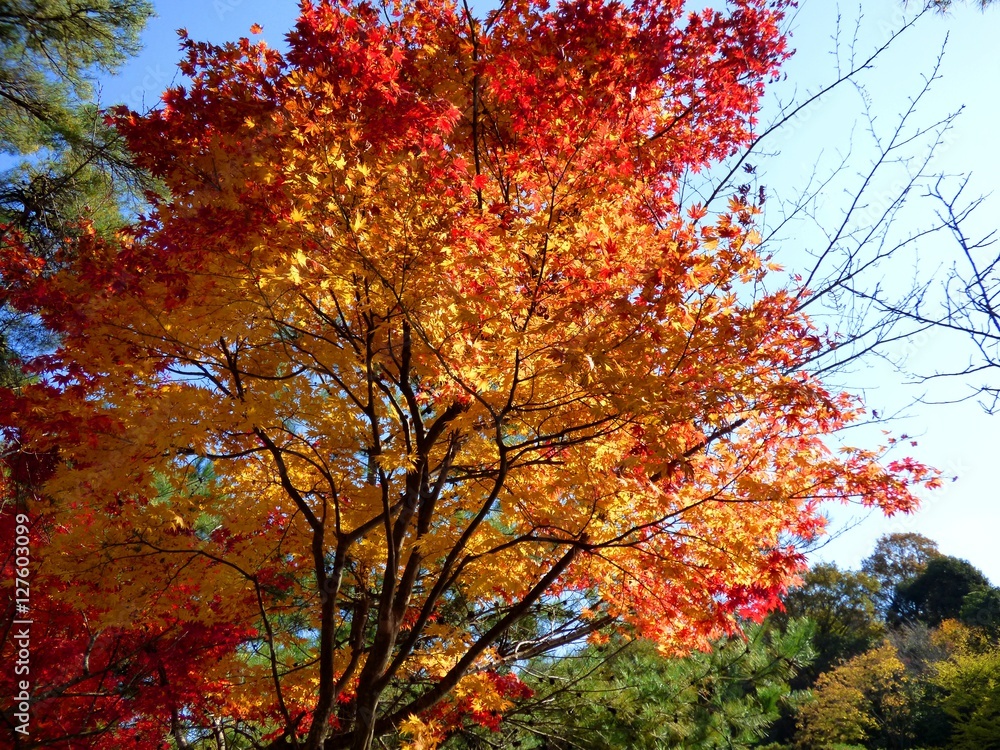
[758,1,1000,582]
[95,0,1000,581]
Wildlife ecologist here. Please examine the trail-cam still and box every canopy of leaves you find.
[960,586,1000,641]
[890,556,992,627]
[0,0,152,239]
[795,642,918,750]
[770,563,884,685]
[861,533,940,615]
[448,620,814,749]
[932,642,1000,749]
[0,0,938,748]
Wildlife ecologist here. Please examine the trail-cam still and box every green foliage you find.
[0,0,152,383]
[890,556,992,627]
[0,0,148,94]
[526,542,995,750]
[861,533,940,616]
[931,646,1000,749]
[959,586,1000,642]
[771,563,884,684]
[447,620,815,750]
[794,642,919,750]
[783,550,1000,749]
[886,623,953,746]
[420,535,1000,750]
[0,0,153,242]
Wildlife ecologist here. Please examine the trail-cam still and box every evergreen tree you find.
[446,621,816,750]
[0,0,152,383]
[862,533,940,617]
[0,0,152,243]
[890,557,992,628]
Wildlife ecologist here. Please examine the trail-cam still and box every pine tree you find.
[0,0,152,383]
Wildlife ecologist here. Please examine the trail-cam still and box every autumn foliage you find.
[0,0,939,748]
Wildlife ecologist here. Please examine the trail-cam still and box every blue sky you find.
[95,0,1000,581]
[757,1,1000,581]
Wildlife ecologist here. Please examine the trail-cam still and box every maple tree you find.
[1,460,260,748]
[0,0,941,748]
